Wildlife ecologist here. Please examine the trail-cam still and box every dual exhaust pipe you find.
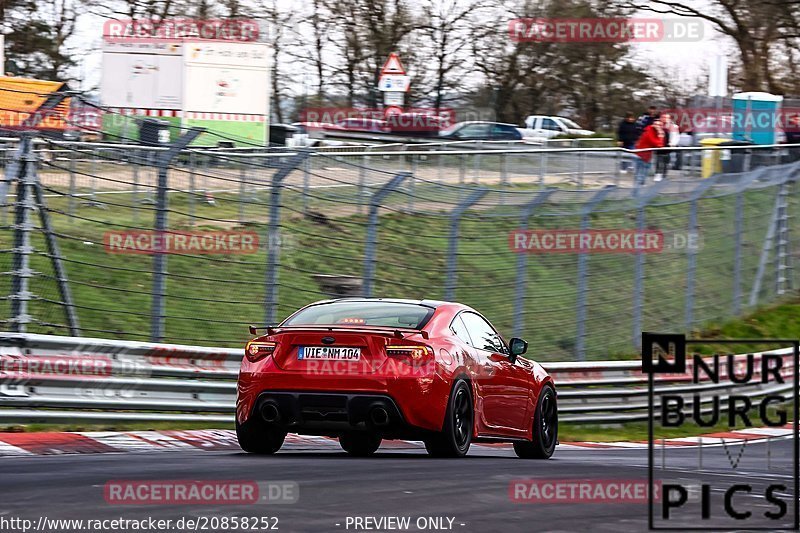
[260,401,281,423]
[259,400,389,427]
[369,406,389,427]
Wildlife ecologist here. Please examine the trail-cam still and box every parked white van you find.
[519,115,595,141]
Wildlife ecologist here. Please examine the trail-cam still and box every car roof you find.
[308,297,451,309]
[453,121,518,128]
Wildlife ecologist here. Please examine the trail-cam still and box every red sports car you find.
[236,298,557,458]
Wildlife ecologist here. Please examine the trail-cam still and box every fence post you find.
[188,150,196,224]
[357,155,366,216]
[8,136,35,332]
[362,173,409,297]
[749,183,783,306]
[539,150,547,188]
[238,163,246,224]
[512,188,556,338]
[68,153,77,223]
[575,185,615,361]
[303,154,311,214]
[264,152,310,326]
[773,181,792,296]
[444,188,489,301]
[0,138,24,227]
[732,190,744,315]
[30,160,80,335]
[150,128,204,342]
[684,176,719,333]
[729,166,770,314]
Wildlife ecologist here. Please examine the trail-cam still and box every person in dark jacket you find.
[635,106,658,137]
[617,112,638,172]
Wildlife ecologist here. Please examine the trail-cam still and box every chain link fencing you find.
[1,131,799,361]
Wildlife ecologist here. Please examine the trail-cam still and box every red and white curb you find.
[0,426,792,457]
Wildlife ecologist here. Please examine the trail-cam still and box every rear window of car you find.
[282,301,433,329]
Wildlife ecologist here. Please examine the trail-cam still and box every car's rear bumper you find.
[249,391,429,438]
[236,360,451,435]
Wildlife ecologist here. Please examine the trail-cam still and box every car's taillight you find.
[385,344,434,366]
[245,341,277,362]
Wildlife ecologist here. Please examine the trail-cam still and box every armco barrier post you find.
[575,185,615,361]
[444,188,488,301]
[362,173,409,298]
[512,188,556,338]
[150,128,204,342]
[264,152,309,326]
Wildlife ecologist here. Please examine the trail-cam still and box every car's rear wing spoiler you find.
[248,324,429,339]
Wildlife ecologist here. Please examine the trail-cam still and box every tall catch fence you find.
[0,127,799,360]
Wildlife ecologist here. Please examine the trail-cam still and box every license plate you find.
[298,346,361,361]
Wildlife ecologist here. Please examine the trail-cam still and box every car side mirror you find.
[509,338,528,361]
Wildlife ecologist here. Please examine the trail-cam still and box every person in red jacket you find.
[634,118,665,187]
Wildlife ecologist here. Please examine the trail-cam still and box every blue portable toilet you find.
[732,92,783,145]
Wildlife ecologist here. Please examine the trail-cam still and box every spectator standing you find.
[655,113,680,181]
[635,106,658,137]
[634,119,665,187]
[617,113,638,173]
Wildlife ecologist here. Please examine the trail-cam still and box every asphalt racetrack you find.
[0,437,793,533]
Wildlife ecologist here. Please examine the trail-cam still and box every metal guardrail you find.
[0,333,792,425]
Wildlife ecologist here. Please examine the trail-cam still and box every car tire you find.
[514,385,557,459]
[339,433,382,456]
[236,417,287,455]
[424,380,473,458]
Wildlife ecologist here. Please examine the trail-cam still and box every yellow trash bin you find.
[700,138,728,178]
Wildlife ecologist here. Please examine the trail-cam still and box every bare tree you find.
[3,0,83,81]
[627,0,792,93]
[257,0,294,122]
[417,0,481,112]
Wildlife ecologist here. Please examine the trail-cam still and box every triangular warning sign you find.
[381,53,406,75]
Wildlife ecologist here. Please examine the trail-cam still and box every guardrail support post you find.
[264,152,310,326]
[444,188,489,301]
[150,128,204,342]
[512,188,556,338]
[575,185,615,361]
[362,173,409,297]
